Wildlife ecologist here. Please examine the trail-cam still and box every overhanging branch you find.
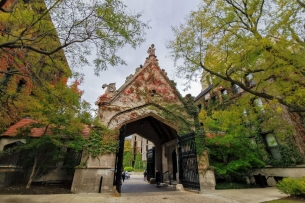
[188,57,305,112]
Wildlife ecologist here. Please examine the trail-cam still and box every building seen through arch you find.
[130,134,154,164]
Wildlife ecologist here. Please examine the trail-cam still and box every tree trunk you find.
[26,154,38,189]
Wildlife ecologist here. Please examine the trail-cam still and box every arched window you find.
[17,79,26,92]
[245,74,255,87]
[0,142,23,166]
[198,104,202,111]
[232,84,242,94]
[266,134,281,159]
[255,99,265,113]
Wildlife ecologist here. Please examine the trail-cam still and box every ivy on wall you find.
[101,63,198,135]
[83,123,119,158]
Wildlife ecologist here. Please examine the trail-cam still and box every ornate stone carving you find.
[162,69,167,75]
[135,65,143,73]
[144,44,158,66]
[147,44,155,56]
[102,83,116,93]
[125,74,133,83]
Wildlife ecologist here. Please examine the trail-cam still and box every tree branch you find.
[194,58,305,112]
[297,0,305,8]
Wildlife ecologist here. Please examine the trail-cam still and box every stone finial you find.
[135,65,143,73]
[102,83,116,93]
[147,44,156,56]
[144,44,158,66]
[125,74,133,83]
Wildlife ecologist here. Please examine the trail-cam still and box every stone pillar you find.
[167,146,174,174]
[155,145,162,172]
[197,151,216,192]
[199,170,216,191]
[161,145,168,173]
[175,145,179,182]
[71,152,116,193]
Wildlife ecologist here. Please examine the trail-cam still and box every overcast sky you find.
[78,0,202,110]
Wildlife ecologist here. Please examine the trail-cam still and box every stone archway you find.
[71,45,215,194]
[113,114,180,193]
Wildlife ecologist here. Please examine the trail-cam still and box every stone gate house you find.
[72,45,215,193]
[0,45,216,193]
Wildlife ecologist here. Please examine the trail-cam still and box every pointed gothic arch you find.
[106,103,193,134]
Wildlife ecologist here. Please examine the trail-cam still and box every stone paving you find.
[0,175,288,203]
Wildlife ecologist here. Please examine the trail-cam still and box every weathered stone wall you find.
[71,153,116,193]
[71,168,115,193]
[253,166,305,186]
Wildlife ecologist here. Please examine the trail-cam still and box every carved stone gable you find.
[96,44,193,131]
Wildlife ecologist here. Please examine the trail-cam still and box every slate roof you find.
[194,85,213,101]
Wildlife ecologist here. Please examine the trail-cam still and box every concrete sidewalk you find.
[0,188,288,203]
[200,187,288,203]
[0,175,288,203]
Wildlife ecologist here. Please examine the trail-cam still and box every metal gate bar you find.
[178,132,200,191]
[146,147,155,181]
[114,126,126,193]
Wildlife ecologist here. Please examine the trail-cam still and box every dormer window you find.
[211,95,217,102]
[255,98,265,113]
[265,134,281,159]
[198,104,202,111]
[17,79,26,92]
[232,84,242,94]
[204,93,210,100]
[221,89,227,95]
[245,74,255,87]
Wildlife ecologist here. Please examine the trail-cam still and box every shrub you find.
[276,177,305,196]
[124,166,134,172]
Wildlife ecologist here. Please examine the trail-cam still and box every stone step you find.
[159,183,176,188]
[160,181,178,187]
[163,180,178,185]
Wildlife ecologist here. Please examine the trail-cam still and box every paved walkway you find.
[0,175,288,203]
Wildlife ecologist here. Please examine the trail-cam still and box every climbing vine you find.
[83,123,119,158]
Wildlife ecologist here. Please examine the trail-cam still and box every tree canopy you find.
[0,0,148,130]
[124,140,132,153]
[0,0,148,71]
[168,0,305,112]
[199,92,303,180]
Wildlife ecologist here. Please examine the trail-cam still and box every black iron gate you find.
[178,132,200,191]
[146,147,155,181]
[113,125,126,193]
